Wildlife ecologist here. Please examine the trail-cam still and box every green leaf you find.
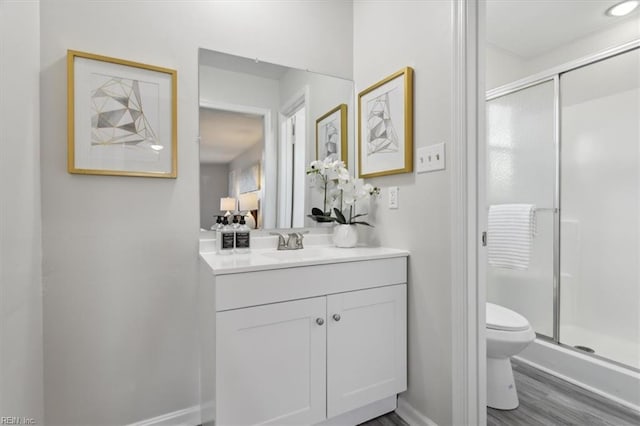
[351,213,369,220]
[307,214,336,223]
[351,221,373,227]
[311,207,325,216]
[333,208,347,224]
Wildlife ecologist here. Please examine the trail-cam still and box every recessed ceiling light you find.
[606,0,639,17]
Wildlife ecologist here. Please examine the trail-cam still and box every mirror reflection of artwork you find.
[322,119,338,160]
[316,104,347,162]
[239,164,260,194]
[367,90,399,156]
[358,67,413,178]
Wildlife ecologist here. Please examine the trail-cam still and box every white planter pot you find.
[332,224,358,248]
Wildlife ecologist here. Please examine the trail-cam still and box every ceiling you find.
[487,0,640,58]
[199,108,263,164]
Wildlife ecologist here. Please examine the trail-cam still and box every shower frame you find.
[485,39,640,371]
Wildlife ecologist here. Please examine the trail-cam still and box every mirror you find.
[198,48,354,231]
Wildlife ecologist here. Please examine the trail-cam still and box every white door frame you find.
[451,1,486,425]
[278,86,310,229]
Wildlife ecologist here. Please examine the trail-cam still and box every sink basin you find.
[259,247,339,260]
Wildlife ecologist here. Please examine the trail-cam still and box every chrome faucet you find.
[270,232,287,249]
[270,231,308,250]
[287,232,303,249]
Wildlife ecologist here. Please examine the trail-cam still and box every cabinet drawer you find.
[215,256,407,311]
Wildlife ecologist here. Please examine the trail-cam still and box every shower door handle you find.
[482,231,487,247]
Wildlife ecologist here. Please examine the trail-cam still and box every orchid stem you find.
[323,175,327,214]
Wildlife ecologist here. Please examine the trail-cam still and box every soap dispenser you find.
[234,216,251,254]
[210,215,223,231]
[217,216,235,255]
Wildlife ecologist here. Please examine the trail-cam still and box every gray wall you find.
[39,0,353,424]
[354,2,454,424]
[0,1,43,423]
[200,164,229,230]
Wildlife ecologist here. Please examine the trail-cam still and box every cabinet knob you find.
[332,314,341,322]
[315,318,324,326]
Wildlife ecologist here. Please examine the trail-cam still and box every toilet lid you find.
[486,303,530,331]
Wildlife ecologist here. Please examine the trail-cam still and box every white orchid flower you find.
[337,166,350,182]
[307,159,379,225]
[308,160,324,173]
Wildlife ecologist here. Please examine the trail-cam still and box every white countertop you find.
[200,245,409,275]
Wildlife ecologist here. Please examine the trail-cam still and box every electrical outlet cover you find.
[389,186,399,209]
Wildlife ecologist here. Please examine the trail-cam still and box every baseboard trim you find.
[396,398,438,426]
[128,405,200,426]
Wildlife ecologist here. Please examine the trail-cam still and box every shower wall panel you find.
[560,49,640,368]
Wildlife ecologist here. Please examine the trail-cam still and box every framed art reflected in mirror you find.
[316,104,347,163]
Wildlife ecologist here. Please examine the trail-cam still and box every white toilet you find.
[486,302,536,410]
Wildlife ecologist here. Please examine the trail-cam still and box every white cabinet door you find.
[216,297,327,425]
[327,284,407,417]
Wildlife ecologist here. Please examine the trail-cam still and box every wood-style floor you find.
[359,411,408,426]
[361,359,640,426]
[488,359,640,426]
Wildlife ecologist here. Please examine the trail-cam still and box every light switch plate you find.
[388,186,399,209]
[417,142,445,173]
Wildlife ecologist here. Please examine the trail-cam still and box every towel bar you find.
[487,206,558,212]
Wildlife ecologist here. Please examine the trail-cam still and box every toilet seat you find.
[487,302,530,331]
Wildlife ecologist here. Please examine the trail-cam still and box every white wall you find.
[485,44,525,90]
[524,18,640,78]
[0,1,43,423]
[39,1,353,425]
[199,65,281,109]
[200,164,229,230]
[487,17,640,90]
[353,1,454,424]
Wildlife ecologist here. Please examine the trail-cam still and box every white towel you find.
[488,204,536,270]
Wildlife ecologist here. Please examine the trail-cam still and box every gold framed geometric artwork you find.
[67,50,177,178]
[358,67,413,178]
[316,103,347,163]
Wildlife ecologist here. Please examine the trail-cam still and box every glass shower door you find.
[559,48,640,369]
[486,80,556,337]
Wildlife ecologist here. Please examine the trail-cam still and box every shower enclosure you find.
[486,42,640,407]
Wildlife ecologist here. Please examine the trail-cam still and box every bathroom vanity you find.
[199,241,408,425]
